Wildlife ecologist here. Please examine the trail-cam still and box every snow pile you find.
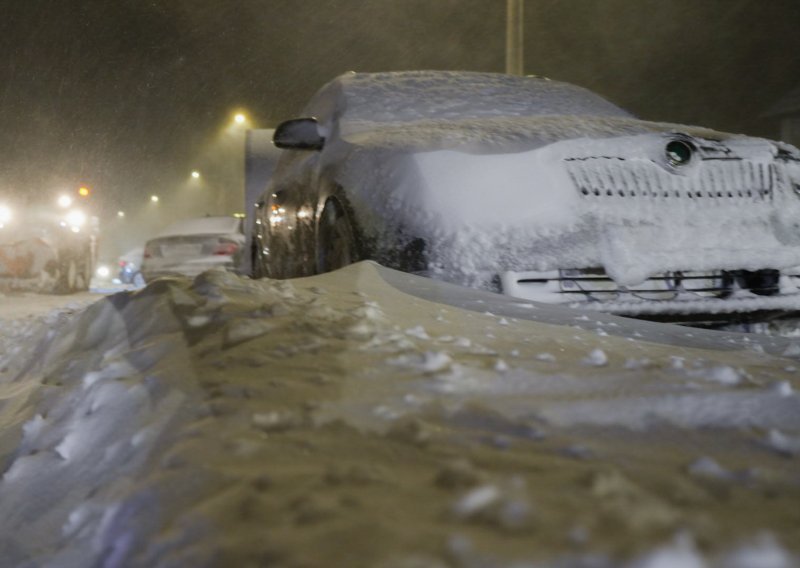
[1,263,799,566]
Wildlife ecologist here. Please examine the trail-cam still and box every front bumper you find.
[500,268,800,317]
[142,258,238,282]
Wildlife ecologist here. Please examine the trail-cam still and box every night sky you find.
[2,0,800,250]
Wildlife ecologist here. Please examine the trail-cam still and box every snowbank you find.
[1,263,799,567]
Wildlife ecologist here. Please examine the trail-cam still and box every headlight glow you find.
[0,204,11,226]
[65,209,87,229]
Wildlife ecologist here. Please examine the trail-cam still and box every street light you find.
[191,170,200,179]
[117,210,125,218]
[234,113,246,125]
[506,0,524,75]
[151,195,159,203]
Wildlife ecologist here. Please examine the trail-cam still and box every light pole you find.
[506,0,524,75]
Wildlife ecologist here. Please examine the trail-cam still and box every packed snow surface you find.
[1,262,799,567]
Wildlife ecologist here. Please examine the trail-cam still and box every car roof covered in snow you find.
[303,71,633,127]
[156,216,242,238]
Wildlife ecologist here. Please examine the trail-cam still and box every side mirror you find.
[273,117,325,151]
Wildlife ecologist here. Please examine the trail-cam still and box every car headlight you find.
[0,204,11,226]
[65,209,87,229]
[665,138,694,167]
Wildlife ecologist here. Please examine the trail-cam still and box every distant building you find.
[764,85,800,147]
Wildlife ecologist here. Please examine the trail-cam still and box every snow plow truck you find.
[0,188,98,294]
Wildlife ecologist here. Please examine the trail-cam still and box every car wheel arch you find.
[315,192,362,273]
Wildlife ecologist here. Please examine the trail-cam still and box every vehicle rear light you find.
[212,241,239,256]
[119,260,127,267]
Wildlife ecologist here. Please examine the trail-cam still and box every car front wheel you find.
[316,199,356,273]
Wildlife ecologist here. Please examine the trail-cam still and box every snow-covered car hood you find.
[327,115,800,288]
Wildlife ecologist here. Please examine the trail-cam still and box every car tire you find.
[317,198,357,273]
[75,258,92,292]
[251,242,265,280]
[38,260,59,294]
[55,258,78,294]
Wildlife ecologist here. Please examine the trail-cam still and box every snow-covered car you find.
[252,70,800,322]
[142,216,245,282]
[117,247,145,286]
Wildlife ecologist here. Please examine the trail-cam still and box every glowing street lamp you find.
[150,195,159,203]
[117,210,125,218]
[191,170,200,179]
[234,113,246,125]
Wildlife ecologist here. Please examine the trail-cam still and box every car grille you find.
[524,268,735,301]
[565,158,774,202]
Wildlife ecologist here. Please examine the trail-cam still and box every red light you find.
[212,242,239,256]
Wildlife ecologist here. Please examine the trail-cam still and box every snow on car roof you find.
[156,216,241,237]
[304,70,633,126]
[341,113,733,153]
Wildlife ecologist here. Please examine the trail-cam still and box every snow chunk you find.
[420,352,452,373]
[782,343,800,357]
[769,380,794,397]
[494,359,509,373]
[405,325,430,340]
[21,414,47,439]
[583,348,608,367]
[702,366,742,386]
[687,457,732,480]
[82,360,137,388]
[719,533,795,568]
[624,357,653,370]
[389,351,453,374]
[186,314,212,328]
[764,429,800,456]
[224,319,277,346]
[626,534,706,568]
[451,485,501,518]
[252,411,299,432]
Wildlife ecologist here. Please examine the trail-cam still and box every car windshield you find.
[305,71,633,128]
[157,216,241,237]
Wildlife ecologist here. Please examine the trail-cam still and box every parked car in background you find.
[252,70,800,324]
[117,247,145,286]
[142,216,244,282]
